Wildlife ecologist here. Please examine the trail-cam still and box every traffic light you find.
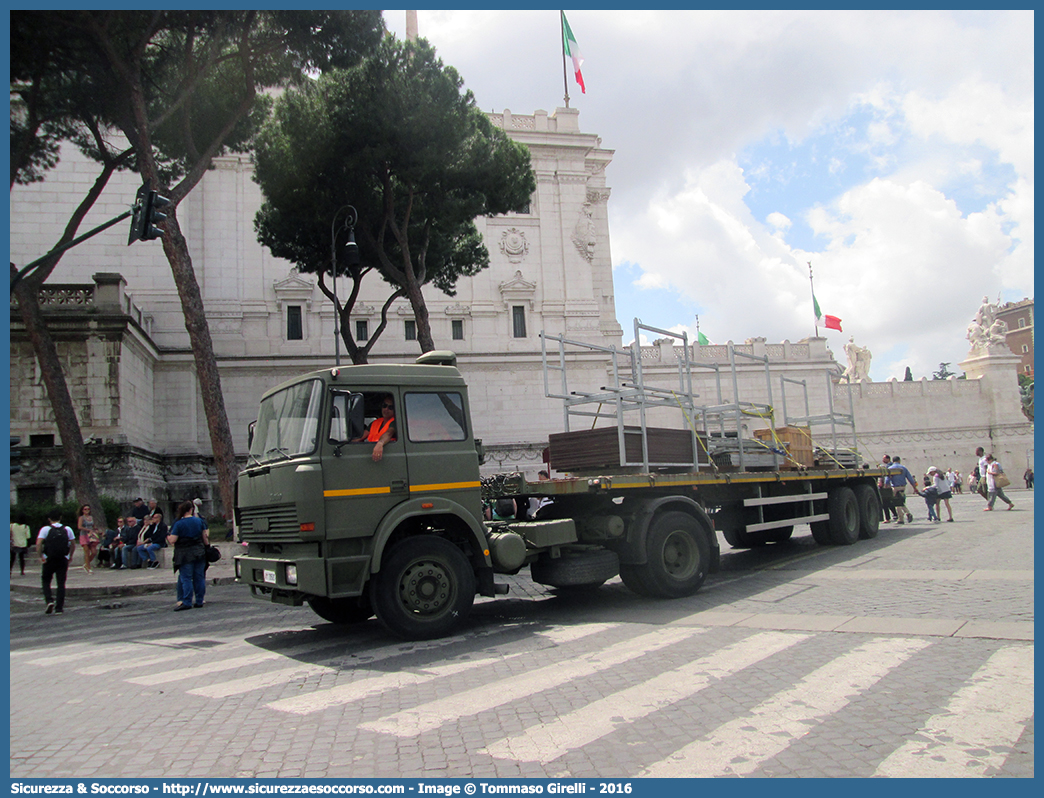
[127,182,171,244]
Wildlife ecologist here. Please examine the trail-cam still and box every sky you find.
[383,9,1033,382]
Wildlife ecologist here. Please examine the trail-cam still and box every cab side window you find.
[404,392,467,442]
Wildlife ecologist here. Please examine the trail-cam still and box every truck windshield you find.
[249,379,324,464]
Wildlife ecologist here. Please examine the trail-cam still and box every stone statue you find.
[841,336,872,383]
[967,296,1008,351]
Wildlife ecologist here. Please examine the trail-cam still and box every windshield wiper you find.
[263,446,293,462]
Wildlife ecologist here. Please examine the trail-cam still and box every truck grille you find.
[238,503,300,543]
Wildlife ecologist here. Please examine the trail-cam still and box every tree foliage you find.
[10,10,384,517]
[254,36,536,356]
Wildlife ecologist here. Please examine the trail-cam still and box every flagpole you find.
[560,10,570,108]
[808,261,819,337]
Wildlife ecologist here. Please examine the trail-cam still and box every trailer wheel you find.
[810,519,833,545]
[632,511,710,598]
[307,595,374,625]
[827,486,860,545]
[853,484,881,540]
[764,526,794,544]
[371,535,475,640]
[531,549,619,589]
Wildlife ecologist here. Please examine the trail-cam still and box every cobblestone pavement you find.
[9,491,1033,778]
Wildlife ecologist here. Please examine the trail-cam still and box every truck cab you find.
[234,352,493,639]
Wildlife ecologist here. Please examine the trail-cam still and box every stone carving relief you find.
[571,202,597,262]
[841,337,872,383]
[499,228,529,263]
[966,295,1009,351]
[444,303,472,317]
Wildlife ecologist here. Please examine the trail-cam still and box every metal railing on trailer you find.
[778,371,862,468]
[541,319,789,473]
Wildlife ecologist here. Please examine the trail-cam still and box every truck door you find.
[322,389,410,543]
[400,389,481,511]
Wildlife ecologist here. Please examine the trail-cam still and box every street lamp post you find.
[329,205,360,366]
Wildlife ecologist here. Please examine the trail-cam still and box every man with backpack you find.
[35,508,76,615]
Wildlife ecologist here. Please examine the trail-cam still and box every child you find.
[922,484,939,521]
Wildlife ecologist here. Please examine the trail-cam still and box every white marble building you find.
[10,107,1031,513]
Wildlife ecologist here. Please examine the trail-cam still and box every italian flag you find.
[562,12,585,94]
[697,331,710,345]
[813,294,843,332]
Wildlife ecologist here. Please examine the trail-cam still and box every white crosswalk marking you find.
[361,625,708,737]
[267,623,617,715]
[481,630,809,763]
[125,651,284,684]
[873,645,1034,777]
[642,636,931,777]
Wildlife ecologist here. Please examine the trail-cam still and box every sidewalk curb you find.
[10,575,238,599]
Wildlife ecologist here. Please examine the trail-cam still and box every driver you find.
[353,393,396,462]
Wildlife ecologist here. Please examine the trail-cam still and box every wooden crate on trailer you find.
[548,426,707,473]
[753,425,814,469]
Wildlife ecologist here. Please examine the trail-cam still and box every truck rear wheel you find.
[853,484,881,539]
[307,595,374,625]
[827,486,860,545]
[627,511,709,599]
[371,535,475,640]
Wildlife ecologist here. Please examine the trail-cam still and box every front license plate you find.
[263,569,276,584]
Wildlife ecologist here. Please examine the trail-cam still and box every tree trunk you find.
[404,279,434,353]
[159,213,240,521]
[12,275,108,531]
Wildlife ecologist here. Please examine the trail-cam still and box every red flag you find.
[823,315,843,332]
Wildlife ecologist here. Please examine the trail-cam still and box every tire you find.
[530,549,619,588]
[619,563,655,597]
[764,526,794,544]
[630,511,710,598]
[371,535,475,640]
[810,520,833,545]
[827,486,860,546]
[720,528,743,548]
[307,595,374,625]
[853,484,881,540]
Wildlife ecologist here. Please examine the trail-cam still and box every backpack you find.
[43,524,70,559]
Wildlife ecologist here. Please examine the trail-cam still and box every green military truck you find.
[234,348,884,640]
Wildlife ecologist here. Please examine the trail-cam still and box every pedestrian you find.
[983,454,1014,512]
[77,503,100,574]
[10,512,31,576]
[1023,467,1033,489]
[167,500,209,611]
[96,518,121,569]
[887,456,920,524]
[134,510,168,569]
[36,509,76,615]
[878,455,897,522]
[928,466,954,522]
[130,497,149,525]
[975,447,990,498]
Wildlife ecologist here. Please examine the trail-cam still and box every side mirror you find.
[329,391,366,444]
[247,420,256,449]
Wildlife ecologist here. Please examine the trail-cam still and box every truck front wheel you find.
[307,595,374,625]
[371,535,476,640]
[625,511,710,599]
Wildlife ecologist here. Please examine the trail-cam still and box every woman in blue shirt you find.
[166,500,209,610]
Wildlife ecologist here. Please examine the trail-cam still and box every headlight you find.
[285,564,298,585]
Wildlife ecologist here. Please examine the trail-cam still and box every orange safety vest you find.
[366,416,395,442]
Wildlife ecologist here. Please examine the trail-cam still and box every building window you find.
[1022,344,1029,353]
[1025,365,1032,374]
[405,320,417,341]
[512,306,527,338]
[356,319,369,341]
[28,434,55,448]
[1018,318,1026,328]
[452,319,464,340]
[286,305,303,340]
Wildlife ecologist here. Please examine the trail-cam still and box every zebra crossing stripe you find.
[26,639,201,667]
[187,624,561,700]
[481,630,809,763]
[125,651,286,684]
[872,645,1034,777]
[642,636,932,777]
[361,625,708,738]
[267,623,617,715]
